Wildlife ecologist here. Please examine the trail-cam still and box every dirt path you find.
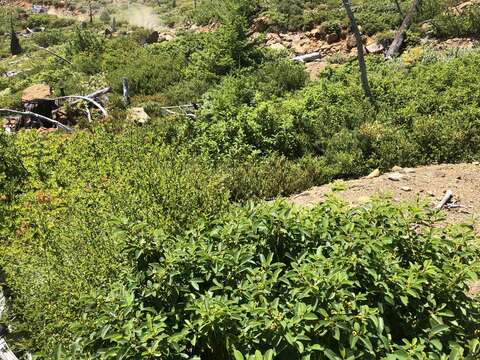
[290,163,480,228]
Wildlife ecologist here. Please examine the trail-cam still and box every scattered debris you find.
[32,4,47,14]
[4,85,112,133]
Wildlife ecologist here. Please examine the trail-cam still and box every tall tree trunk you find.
[341,0,372,99]
[385,0,421,59]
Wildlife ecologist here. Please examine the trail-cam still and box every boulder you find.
[22,84,51,103]
[127,107,150,125]
[366,42,384,54]
[326,33,340,44]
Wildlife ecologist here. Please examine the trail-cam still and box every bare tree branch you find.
[0,109,73,132]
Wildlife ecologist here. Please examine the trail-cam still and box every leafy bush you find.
[62,200,480,359]
[0,126,230,354]
[0,133,27,198]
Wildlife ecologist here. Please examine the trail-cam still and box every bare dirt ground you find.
[290,163,480,228]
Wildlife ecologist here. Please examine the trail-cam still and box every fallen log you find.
[0,109,73,133]
[385,0,421,59]
[292,52,321,63]
[434,190,453,210]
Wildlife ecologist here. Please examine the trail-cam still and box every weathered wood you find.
[122,78,130,105]
[70,87,112,105]
[342,0,372,99]
[434,190,453,210]
[385,0,421,59]
[292,52,321,63]
[54,95,109,118]
[0,109,73,132]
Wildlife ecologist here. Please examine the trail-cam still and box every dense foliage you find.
[64,200,480,359]
[0,0,479,358]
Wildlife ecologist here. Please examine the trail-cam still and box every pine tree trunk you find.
[341,0,372,99]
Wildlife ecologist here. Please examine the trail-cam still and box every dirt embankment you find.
[290,163,480,228]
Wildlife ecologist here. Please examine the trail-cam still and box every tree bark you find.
[385,0,421,59]
[341,0,372,99]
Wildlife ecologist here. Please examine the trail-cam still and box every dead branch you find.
[0,109,73,133]
[385,0,421,59]
[434,190,454,210]
[32,44,73,65]
[69,87,112,106]
[54,96,108,118]
[292,52,321,63]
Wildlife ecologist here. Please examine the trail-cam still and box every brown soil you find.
[290,163,480,229]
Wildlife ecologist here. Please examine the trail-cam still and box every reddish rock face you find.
[21,84,51,103]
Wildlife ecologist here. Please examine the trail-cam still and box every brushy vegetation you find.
[60,199,480,359]
[1,0,480,358]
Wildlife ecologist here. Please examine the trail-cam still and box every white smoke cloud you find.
[119,3,163,29]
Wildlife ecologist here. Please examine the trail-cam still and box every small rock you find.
[427,191,435,197]
[388,172,404,181]
[473,161,480,165]
[366,42,384,54]
[366,168,381,179]
[127,107,150,125]
[392,166,403,172]
[401,186,412,192]
[326,33,340,44]
[404,168,416,174]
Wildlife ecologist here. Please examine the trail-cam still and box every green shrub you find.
[432,5,480,38]
[62,199,480,359]
[31,29,69,48]
[0,125,230,354]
